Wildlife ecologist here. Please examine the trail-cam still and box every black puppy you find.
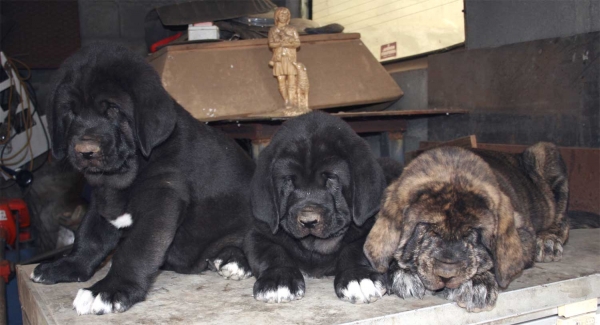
[245,112,388,304]
[30,43,255,314]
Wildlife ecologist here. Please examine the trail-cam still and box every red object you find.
[150,32,183,53]
[0,260,10,283]
[0,198,31,247]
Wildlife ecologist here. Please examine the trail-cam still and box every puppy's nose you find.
[433,261,460,279]
[298,208,321,228]
[74,141,101,159]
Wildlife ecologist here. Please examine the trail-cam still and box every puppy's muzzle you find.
[74,139,101,160]
[297,206,322,229]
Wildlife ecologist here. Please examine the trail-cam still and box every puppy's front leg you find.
[31,205,121,284]
[245,230,305,303]
[441,271,498,312]
[73,192,183,315]
[388,260,426,299]
[334,241,387,304]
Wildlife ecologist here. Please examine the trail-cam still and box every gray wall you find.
[78,0,172,55]
[466,0,600,49]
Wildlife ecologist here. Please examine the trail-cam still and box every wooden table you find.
[17,229,600,325]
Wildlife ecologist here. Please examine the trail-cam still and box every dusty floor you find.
[17,229,600,325]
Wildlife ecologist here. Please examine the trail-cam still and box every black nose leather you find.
[74,140,101,159]
[433,261,460,279]
[298,208,321,228]
[300,219,318,228]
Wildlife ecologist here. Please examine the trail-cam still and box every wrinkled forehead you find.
[407,193,492,240]
[274,150,350,176]
[58,84,131,116]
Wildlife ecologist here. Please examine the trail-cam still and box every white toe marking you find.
[341,280,385,303]
[114,301,125,313]
[30,271,42,283]
[213,259,223,270]
[218,262,252,280]
[110,213,132,229]
[91,295,113,314]
[256,286,302,303]
[73,289,95,315]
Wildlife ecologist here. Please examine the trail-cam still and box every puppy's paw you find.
[442,272,498,312]
[535,233,563,262]
[211,258,252,281]
[208,246,252,280]
[73,280,146,315]
[253,267,305,303]
[334,267,387,304]
[389,265,426,299]
[31,258,92,284]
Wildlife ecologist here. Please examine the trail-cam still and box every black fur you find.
[245,112,388,304]
[32,43,255,314]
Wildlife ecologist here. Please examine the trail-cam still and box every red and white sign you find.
[380,42,397,60]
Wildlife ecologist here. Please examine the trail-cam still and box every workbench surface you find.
[17,229,600,325]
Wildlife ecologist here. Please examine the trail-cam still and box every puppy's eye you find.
[321,172,337,181]
[282,175,295,182]
[105,102,120,118]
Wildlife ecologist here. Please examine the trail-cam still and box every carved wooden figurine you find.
[268,7,310,116]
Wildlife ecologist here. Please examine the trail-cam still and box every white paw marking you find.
[212,259,223,270]
[73,289,122,315]
[218,262,252,280]
[110,213,132,229]
[30,271,42,283]
[114,301,125,313]
[255,286,303,303]
[340,279,385,304]
[91,295,113,314]
[73,289,95,315]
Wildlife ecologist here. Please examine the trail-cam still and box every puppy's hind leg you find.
[523,142,569,262]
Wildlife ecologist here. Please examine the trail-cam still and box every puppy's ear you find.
[350,152,387,226]
[46,68,73,160]
[132,78,176,158]
[493,193,525,289]
[364,211,401,273]
[251,144,280,234]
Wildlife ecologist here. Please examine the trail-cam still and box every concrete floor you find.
[17,229,600,325]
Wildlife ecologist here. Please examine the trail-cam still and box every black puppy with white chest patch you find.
[245,112,388,304]
[30,43,255,314]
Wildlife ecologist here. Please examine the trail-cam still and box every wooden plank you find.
[212,116,408,140]
[383,57,428,74]
[418,135,478,150]
[207,108,468,123]
[154,33,362,55]
[557,298,598,318]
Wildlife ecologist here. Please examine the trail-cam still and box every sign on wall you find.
[313,0,465,62]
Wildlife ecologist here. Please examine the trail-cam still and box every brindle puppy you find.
[364,143,569,312]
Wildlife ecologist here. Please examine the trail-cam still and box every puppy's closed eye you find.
[104,102,121,118]
[321,172,337,180]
